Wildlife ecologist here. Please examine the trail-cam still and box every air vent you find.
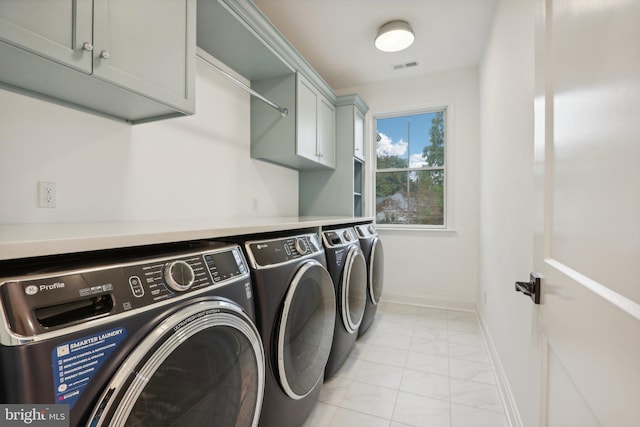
[392,61,419,71]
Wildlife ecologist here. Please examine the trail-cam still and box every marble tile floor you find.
[303,302,509,427]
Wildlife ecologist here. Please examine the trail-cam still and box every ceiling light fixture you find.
[374,20,415,52]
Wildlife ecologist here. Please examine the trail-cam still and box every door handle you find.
[515,272,542,304]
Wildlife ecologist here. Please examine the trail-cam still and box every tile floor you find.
[303,302,509,427]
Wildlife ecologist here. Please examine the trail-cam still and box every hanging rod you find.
[196,54,288,117]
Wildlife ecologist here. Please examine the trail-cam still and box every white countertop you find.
[0,217,373,261]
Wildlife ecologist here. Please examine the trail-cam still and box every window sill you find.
[377,225,458,236]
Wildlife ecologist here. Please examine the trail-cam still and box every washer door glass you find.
[277,261,336,400]
[89,301,264,427]
[369,238,385,305]
[341,247,368,333]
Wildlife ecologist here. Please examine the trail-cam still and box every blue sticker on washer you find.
[51,327,127,409]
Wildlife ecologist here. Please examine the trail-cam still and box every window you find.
[375,109,446,227]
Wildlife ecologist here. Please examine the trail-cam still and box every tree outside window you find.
[375,109,446,226]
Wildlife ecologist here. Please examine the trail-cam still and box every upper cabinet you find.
[336,95,369,216]
[197,0,337,170]
[317,94,337,168]
[197,0,293,81]
[0,1,93,73]
[250,72,335,170]
[295,73,335,168]
[299,94,369,217]
[92,0,195,113]
[0,0,195,123]
[354,109,365,161]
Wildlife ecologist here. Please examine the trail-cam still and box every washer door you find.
[277,260,336,400]
[341,247,368,333]
[88,301,264,427]
[368,238,385,306]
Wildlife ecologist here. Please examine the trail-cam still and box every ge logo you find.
[25,285,38,295]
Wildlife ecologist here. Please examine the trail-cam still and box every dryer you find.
[242,232,335,427]
[321,226,368,380]
[354,223,385,337]
[0,242,264,427]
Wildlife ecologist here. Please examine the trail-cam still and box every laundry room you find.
[0,0,638,426]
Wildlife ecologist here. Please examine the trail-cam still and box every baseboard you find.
[477,311,524,427]
[380,292,476,312]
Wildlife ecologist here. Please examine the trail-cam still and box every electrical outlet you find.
[38,181,56,208]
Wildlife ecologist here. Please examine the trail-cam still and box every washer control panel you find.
[245,233,322,268]
[354,224,378,239]
[0,244,249,337]
[322,227,358,249]
[164,260,196,292]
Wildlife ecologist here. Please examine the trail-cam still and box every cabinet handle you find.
[99,50,110,60]
[82,42,94,52]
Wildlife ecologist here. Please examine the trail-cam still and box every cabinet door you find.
[92,0,195,112]
[297,75,319,161]
[354,109,365,161]
[0,0,92,73]
[317,96,336,168]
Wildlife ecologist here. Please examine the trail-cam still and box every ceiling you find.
[252,0,499,91]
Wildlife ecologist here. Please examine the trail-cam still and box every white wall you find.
[338,67,480,309]
[477,0,538,425]
[0,53,298,225]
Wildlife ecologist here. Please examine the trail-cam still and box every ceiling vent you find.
[392,61,419,71]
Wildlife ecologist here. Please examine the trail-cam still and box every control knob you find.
[164,260,195,292]
[343,230,353,242]
[368,225,375,234]
[295,238,309,255]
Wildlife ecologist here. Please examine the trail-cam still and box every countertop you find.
[0,216,373,261]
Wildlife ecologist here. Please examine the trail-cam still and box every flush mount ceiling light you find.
[374,20,415,52]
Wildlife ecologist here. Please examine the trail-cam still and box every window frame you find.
[371,104,451,230]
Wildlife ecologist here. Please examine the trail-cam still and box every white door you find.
[534,0,640,426]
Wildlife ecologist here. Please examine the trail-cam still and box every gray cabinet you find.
[317,95,336,167]
[251,72,335,170]
[198,0,337,171]
[0,0,195,123]
[298,74,335,168]
[0,0,92,73]
[352,108,365,215]
[354,109,365,161]
[299,94,369,216]
[92,0,195,113]
[297,76,319,162]
[197,0,293,81]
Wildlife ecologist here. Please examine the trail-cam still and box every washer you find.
[0,242,264,427]
[243,232,335,427]
[321,226,368,380]
[354,223,385,337]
